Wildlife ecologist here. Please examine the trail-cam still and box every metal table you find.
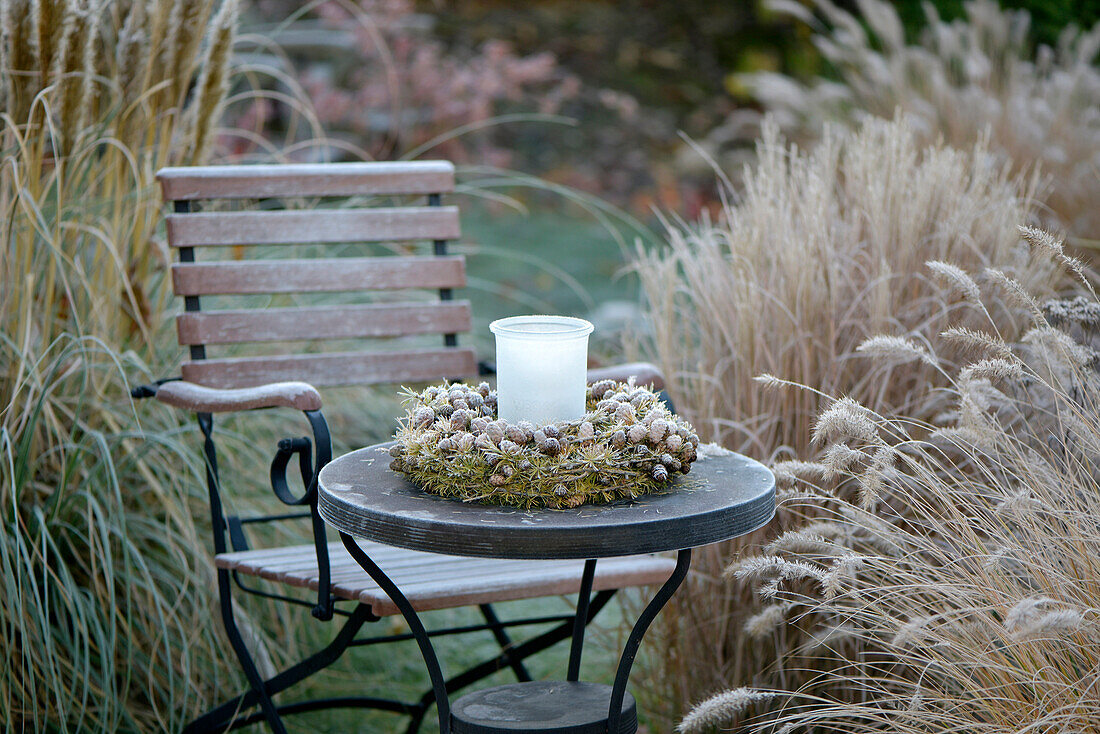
[318,444,775,733]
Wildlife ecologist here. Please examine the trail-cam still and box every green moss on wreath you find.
[388,379,700,509]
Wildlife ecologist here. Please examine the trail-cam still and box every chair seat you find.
[215,541,677,617]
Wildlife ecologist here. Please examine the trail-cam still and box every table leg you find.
[567,559,597,681]
[607,548,692,732]
[340,532,452,733]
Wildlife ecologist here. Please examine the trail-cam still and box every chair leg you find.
[478,604,532,682]
[215,568,288,734]
[187,601,381,733]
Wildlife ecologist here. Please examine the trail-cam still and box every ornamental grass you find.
[679,233,1100,733]
[633,116,1073,728]
[1,0,241,728]
[734,0,1100,242]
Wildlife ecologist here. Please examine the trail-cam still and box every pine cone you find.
[664,434,683,452]
[505,424,528,445]
[485,421,505,444]
[590,379,617,400]
[615,402,635,423]
[652,464,669,482]
[542,424,561,439]
[539,437,562,456]
[611,430,627,448]
[477,382,491,397]
[627,424,647,444]
[450,409,471,431]
[578,421,595,443]
[412,407,435,429]
[648,419,668,444]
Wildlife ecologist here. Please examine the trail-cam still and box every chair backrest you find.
[156,161,478,389]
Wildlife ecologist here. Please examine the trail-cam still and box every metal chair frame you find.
[180,403,619,733]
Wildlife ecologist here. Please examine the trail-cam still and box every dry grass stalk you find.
[115,0,148,101]
[167,0,211,105]
[678,688,780,734]
[633,117,1070,726]
[36,0,67,75]
[685,255,1100,732]
[7,0,40,124]
[733,0,1100,242]
[189,0,236,164]
[54,0,93,152]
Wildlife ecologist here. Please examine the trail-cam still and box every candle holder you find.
[489,315,594,426]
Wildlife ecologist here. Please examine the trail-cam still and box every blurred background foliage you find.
[240,0,1100,216]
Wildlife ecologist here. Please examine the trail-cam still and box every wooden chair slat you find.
[322,558,565,586]
[214,542,442,571]
[214,541,676,617]
[177,301,471,345]
[165,206,460,247]
[181,348,478,388]
[344,556,676,616]
[157,161,455,200]
[295,556,532,586]
[171,256,466,296]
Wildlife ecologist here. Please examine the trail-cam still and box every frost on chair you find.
[139,161,676,733]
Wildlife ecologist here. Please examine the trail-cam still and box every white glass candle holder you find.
[489,315,594,426]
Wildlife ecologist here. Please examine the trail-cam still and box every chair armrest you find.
[586,361,665,391]
[154,380,323,413]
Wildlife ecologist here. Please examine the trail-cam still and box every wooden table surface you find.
[318,443,775,560]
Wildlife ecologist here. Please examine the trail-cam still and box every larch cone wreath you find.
[388,379,701,509]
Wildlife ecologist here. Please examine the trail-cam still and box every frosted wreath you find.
[387,379,701,509]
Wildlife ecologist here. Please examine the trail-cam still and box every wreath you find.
[387,379,700,509]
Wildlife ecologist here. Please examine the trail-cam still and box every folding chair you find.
[137,161,675,733]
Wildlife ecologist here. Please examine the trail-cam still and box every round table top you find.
[317,443,775,560]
